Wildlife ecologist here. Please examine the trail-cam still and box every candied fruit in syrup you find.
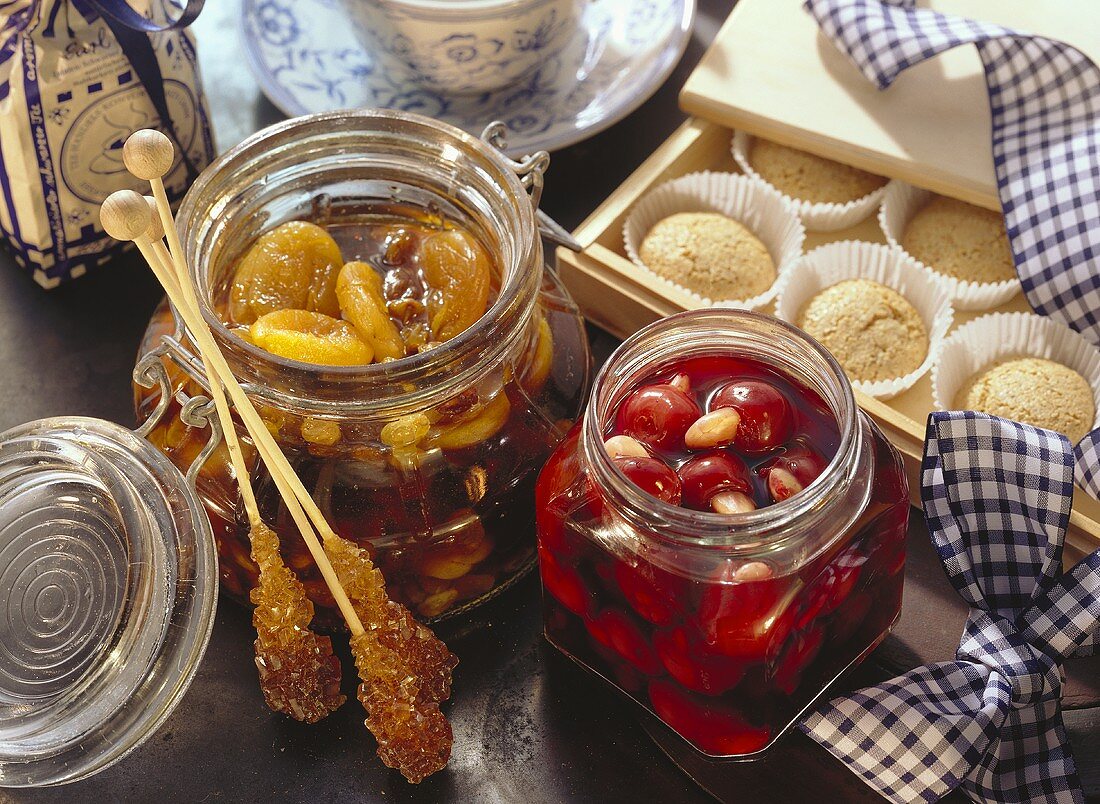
[230,221,343,325]
[711,379,794,454]
[249,523,345,723]
[678,451,753,511]
[250,309,373,366]
[614,559,683,626]
[613,456,682,505]
[653,626,746,696]
[538,350,907,757]
[648,681,771,756]
[421,228,493,341]
[586,609,663,675]
[336,261,407,361]
[616,384,701,451]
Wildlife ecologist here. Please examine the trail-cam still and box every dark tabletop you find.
[1,1,1098,802]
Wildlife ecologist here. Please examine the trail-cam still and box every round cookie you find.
[956,356,1095,443]
[901,196,1014,284]
[638,212,776,301]
[798,279,928,383]
[749,139,888,205]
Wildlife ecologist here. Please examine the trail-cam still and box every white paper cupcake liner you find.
[774,240,955,400]
[731,130,891,233]
[622,171,805,311]
[931,312,1100,435]
[879,181,1020,311]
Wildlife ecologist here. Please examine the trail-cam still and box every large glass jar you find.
[133,110,590,626]
[536,310,908,757]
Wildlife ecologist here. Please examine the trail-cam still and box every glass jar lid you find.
[0,416,217,787]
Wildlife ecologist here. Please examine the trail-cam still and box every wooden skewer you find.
[139,194,263,530]
[101,189,366,636]
[124,131,344,547]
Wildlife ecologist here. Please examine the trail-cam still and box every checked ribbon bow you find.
[803,0,1100,344]
[802,412,1100,803]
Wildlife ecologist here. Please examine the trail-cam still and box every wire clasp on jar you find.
[480,122,581,252]
[133,336,224,490]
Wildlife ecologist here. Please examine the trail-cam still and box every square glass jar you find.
[535,310,909,757]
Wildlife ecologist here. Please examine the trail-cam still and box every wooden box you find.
[555,0,1100,554]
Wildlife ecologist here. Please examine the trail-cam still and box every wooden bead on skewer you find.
[122,129,174,181]
[124,130,185,268]
[99,189,152,244]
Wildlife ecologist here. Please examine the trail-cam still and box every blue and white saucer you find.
[241,0,696,155]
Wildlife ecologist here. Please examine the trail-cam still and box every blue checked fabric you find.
[801,412,1100,804]
[804,0,1100,344]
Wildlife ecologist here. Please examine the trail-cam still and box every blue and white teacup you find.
[343,0,587,95]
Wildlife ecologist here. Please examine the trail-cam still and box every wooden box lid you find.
[679,0,1094,211]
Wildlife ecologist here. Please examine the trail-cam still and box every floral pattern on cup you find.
[344,0,581,94]
[242,0,693,154]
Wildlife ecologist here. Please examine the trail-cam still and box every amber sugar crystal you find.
[326,535,459,783]
[250,522,346,723]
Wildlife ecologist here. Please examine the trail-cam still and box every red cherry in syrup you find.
[654,626,746,696]
[614,559,683,626]
[773,625,824,695]
[711,380,794,454]
[614,456,682,505]
[587,609,663,675]
[615,383,701,451]
[760,442,826,488]
[698,560,791,662]
[678,451,752,511]
[648,681,771,755]
[538,545,591,617]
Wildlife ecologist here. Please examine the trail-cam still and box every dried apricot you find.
[421,229,492,342]
[522,313,554,392]
[250,309,373,366]
[429,392,510,450]
[229,221,343,325]
[337,261,406,361]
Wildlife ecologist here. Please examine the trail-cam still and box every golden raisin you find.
[421,228,492,342]
[250,309,373,366]
[337,261,407,361]
[229,221,343,325]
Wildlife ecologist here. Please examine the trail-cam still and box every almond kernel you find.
[684,408,741,449]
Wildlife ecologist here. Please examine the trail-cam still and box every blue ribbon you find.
[73,0,206,177]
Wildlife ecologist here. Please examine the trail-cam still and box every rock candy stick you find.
[103,184,457,782]
[326,536,458,783]
[119,178,346,723]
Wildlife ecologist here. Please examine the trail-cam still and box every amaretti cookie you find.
[622,172,805,309]
[748,139,888,205]
[932,312,1100,443]
[957,357,1095,443]
[901,195,1014,285]
[774,241,953,399]
[797,279,928,384]
[638,212,777,302]
[880,183,1019,310]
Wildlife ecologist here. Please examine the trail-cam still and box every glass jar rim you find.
[581,309,864,556]
[177,109,542,415]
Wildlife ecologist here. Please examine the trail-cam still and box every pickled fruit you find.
[616,384,701,451]
[250,309,373,366]
[230,221,343,324]
[336,261,406,361]
[421,228,492,341]
[603,355,840,511]
[537,349,908,757]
